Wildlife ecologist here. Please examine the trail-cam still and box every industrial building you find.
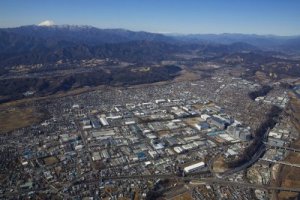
[195,122,210,131]
[183,161,205,173]
[90,118,101,128]
[207,117,226,130]
[226,125,252,141]
[98,115,109,126]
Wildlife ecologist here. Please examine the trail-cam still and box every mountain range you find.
[171,33,300,52]
[0,25,300,68]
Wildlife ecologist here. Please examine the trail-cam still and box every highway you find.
[98,174,300,193]
[217,129,272,178]
[3,172,299,199]
[218,144,266,177]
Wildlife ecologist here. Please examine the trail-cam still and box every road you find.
[4,173,299,199]
[218,144,266,177]
[216,128,273,178]
[97,174,300,193]
[260,158,300,168]
[265,142,300,153]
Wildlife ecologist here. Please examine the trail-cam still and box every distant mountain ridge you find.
[0,25,299,68]
[1,25,175,46]
[171,33,300,52]
[0,25,261,67]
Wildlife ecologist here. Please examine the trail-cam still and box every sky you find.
[0,0,299,35]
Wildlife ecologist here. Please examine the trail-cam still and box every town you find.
[1,71,298,199]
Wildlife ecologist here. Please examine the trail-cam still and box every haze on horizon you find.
[0,0,299,36]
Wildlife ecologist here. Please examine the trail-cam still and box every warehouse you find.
[207,117,226,129]
[195,122,210,131]
[98,116,109,126]
[183,161,205,173]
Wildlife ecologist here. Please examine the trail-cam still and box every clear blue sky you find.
[0,0,299,35]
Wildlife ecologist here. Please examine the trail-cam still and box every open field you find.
[0,106,47,133]
[277,93,300,200]
[277,144,300,200]
[184,117,203,127]
[169,191,193,200]
[43,156,59,166]
[212,156,228,173]
[173,69,201,82]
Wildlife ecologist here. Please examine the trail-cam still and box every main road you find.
[99,174,300,193]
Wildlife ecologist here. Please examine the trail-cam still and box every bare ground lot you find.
[277,142,300,200]
[0,106,46,133]
[276,93,300,200]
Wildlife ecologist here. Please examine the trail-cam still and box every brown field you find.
[157,130,171,137]
[183,117,202,127]
[277,140,300,200]
[192,103,205,110]
[170,191,193,200]
[255,71,270,83]
[161,184,189,200]
[0,106,46,133]
[173,69,200,82]
[276,93,300,200]
[0,174,6,182]
[0,83,112,110]
[289,93,300,131]
[212,156,229,173]
[43,156,59,166]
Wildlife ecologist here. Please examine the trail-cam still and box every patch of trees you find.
[146,179,170,200]
[0,41,181,69]
[280,82,293,89]
[248,85,273,100]
[0,65,181,104]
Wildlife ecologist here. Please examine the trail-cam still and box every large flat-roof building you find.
[208,117,226,130]
[183,161,205,173]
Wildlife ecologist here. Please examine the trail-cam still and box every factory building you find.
[174,146,184,154]
[183,161,205,173]
[151,139,165,150]
[195,122,210,131]
[155,99,166,104]
[97,115,109,126]
[226,125,252,141]
[90,118,101,129]
[200,114,211,121]
[165,137,178,146]
[207,117,226,130]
